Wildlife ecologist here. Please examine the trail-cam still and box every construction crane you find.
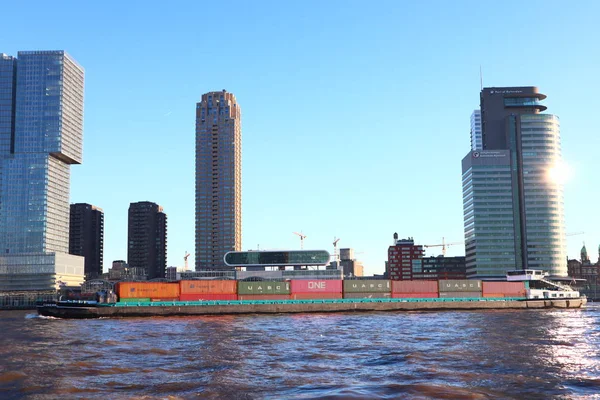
[293,231,307,249]
[423,237,463,257]
[184,251,190,271]
[332,237,340,264]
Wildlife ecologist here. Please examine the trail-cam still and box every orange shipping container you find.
[482,282,526,296]
[117,282,180,299]
[290,293,343,300]
[180,280,237,295]
[392,280,438,294]
[150,298,179,302]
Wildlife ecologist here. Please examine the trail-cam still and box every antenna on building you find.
[479,65,483,90]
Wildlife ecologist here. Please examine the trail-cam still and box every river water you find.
[1,305,600,399]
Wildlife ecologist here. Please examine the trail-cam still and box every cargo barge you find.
[38,270,586,319]
[37,297,587,319]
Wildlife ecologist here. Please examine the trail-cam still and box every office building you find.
[387,237,424,280]
[0,51,85,291]
[470,110,482,150]
[127,201,167,279]
[69,203,104,280]
[195,90,242,270]
[421,256,467,280]
[462,87,567,279]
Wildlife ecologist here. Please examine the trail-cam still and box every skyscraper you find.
[462,87,567,279]
[69,203,104,280]
[127,201,167,279]
[470,110,482,151]
[195,90,242,270]
[0,51,85,291]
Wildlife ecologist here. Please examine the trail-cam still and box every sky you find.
[3,1,599,275]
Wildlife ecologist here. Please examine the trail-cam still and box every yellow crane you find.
[423,237,463,257]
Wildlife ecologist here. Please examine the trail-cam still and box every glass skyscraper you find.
[0,51,85,291]
[195,90,242,270]
[462,87,567,279]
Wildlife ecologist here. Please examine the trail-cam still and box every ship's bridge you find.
[224,250,330,267]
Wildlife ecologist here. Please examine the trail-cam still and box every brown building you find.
[127,202,167,279]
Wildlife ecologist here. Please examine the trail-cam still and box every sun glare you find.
[547,161,572,185]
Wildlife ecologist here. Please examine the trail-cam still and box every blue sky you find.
[3,1,599,275]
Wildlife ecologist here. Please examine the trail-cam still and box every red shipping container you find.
[392,280,438,294]
[180,280,237,295]
[290,280,343,294]
[483,293,505,298]
[482,282,526,296]
[290,293,343,300]
[238,295,290,301]
[179,294,238,301]
[392,292,438,298]
[117,282,180,299]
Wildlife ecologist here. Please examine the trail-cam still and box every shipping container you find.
[180,280,237,295]
[290,279,343,294]
[237,281,290,295]
[343,292,392,299]
[238,295,291,301]
[118,297,151,303]
[117,282,180,299]
[392,280,438,294]
[482,282,526,296]
[482,293,505,298]
[179,294,238,301]
[150,298,179,302]
[343,280,391,294]
[439,291,482,298]
[438,280,482,293]
[392,292,438,298]
[290,293,343,300]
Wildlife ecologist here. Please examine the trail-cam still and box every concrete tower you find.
[195,90,242,270]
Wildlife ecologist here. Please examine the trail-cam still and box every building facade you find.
[470,110,482,151]
[127,201,167,279]
[0,51,85,291]
[387,237,424,280]
[462,87,567,279]
[69,203,104,280]
[195,90,242,270]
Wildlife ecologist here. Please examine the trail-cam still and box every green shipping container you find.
[343,280,391,294]
[119,298,151,303]
[237,281,290,295]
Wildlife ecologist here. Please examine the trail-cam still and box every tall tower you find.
[462,87,567,278]
[0,51,85,291]
[195,90,242,270]
[470,110,482,151]
[127,202,167,279]
[69,203,104,279]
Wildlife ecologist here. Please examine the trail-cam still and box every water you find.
[1,306,600,399]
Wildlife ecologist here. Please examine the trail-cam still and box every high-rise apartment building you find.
[0,51,85,291]
[195,90,242,270]
[470,110,482,150]
[69,203,104,280]
[127,201,167,279]
[462,87,567,279]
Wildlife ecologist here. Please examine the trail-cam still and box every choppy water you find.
[1,306,600,399]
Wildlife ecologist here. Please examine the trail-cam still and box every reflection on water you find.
[1,306,599,399]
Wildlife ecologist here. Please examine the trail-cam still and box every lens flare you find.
[547,160,572,185]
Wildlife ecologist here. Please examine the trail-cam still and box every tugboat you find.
[506,269,585,302]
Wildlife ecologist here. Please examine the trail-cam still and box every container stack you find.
[343,280,391,299]
[116,282,180,302]
[290,280,343,300]
[481,282,526,298]
[179,280,238,301]
[392,281,438,298]
[237,281,291,300]
[438,280,482,298]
